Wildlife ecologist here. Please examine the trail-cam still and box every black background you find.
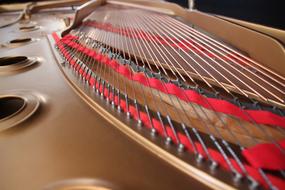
[167,0,285,30]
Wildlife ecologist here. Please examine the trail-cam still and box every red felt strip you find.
[242,140,285,170]
[53,32,285,189]
[60,36,285,129]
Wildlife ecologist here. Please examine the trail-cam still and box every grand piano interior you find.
[0,0,284,190]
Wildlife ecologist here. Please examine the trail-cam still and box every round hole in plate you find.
[0,56,28,66]
[0,92,40,131]
[0,96,26,120]
[9,38,32,44]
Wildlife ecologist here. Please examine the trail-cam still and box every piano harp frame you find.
[48,0,284,189]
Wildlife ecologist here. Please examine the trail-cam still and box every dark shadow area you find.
[167,0,285,30]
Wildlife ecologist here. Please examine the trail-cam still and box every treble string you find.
[157,14,285,97]
[150,14,284,104]
[163,13,285,87]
